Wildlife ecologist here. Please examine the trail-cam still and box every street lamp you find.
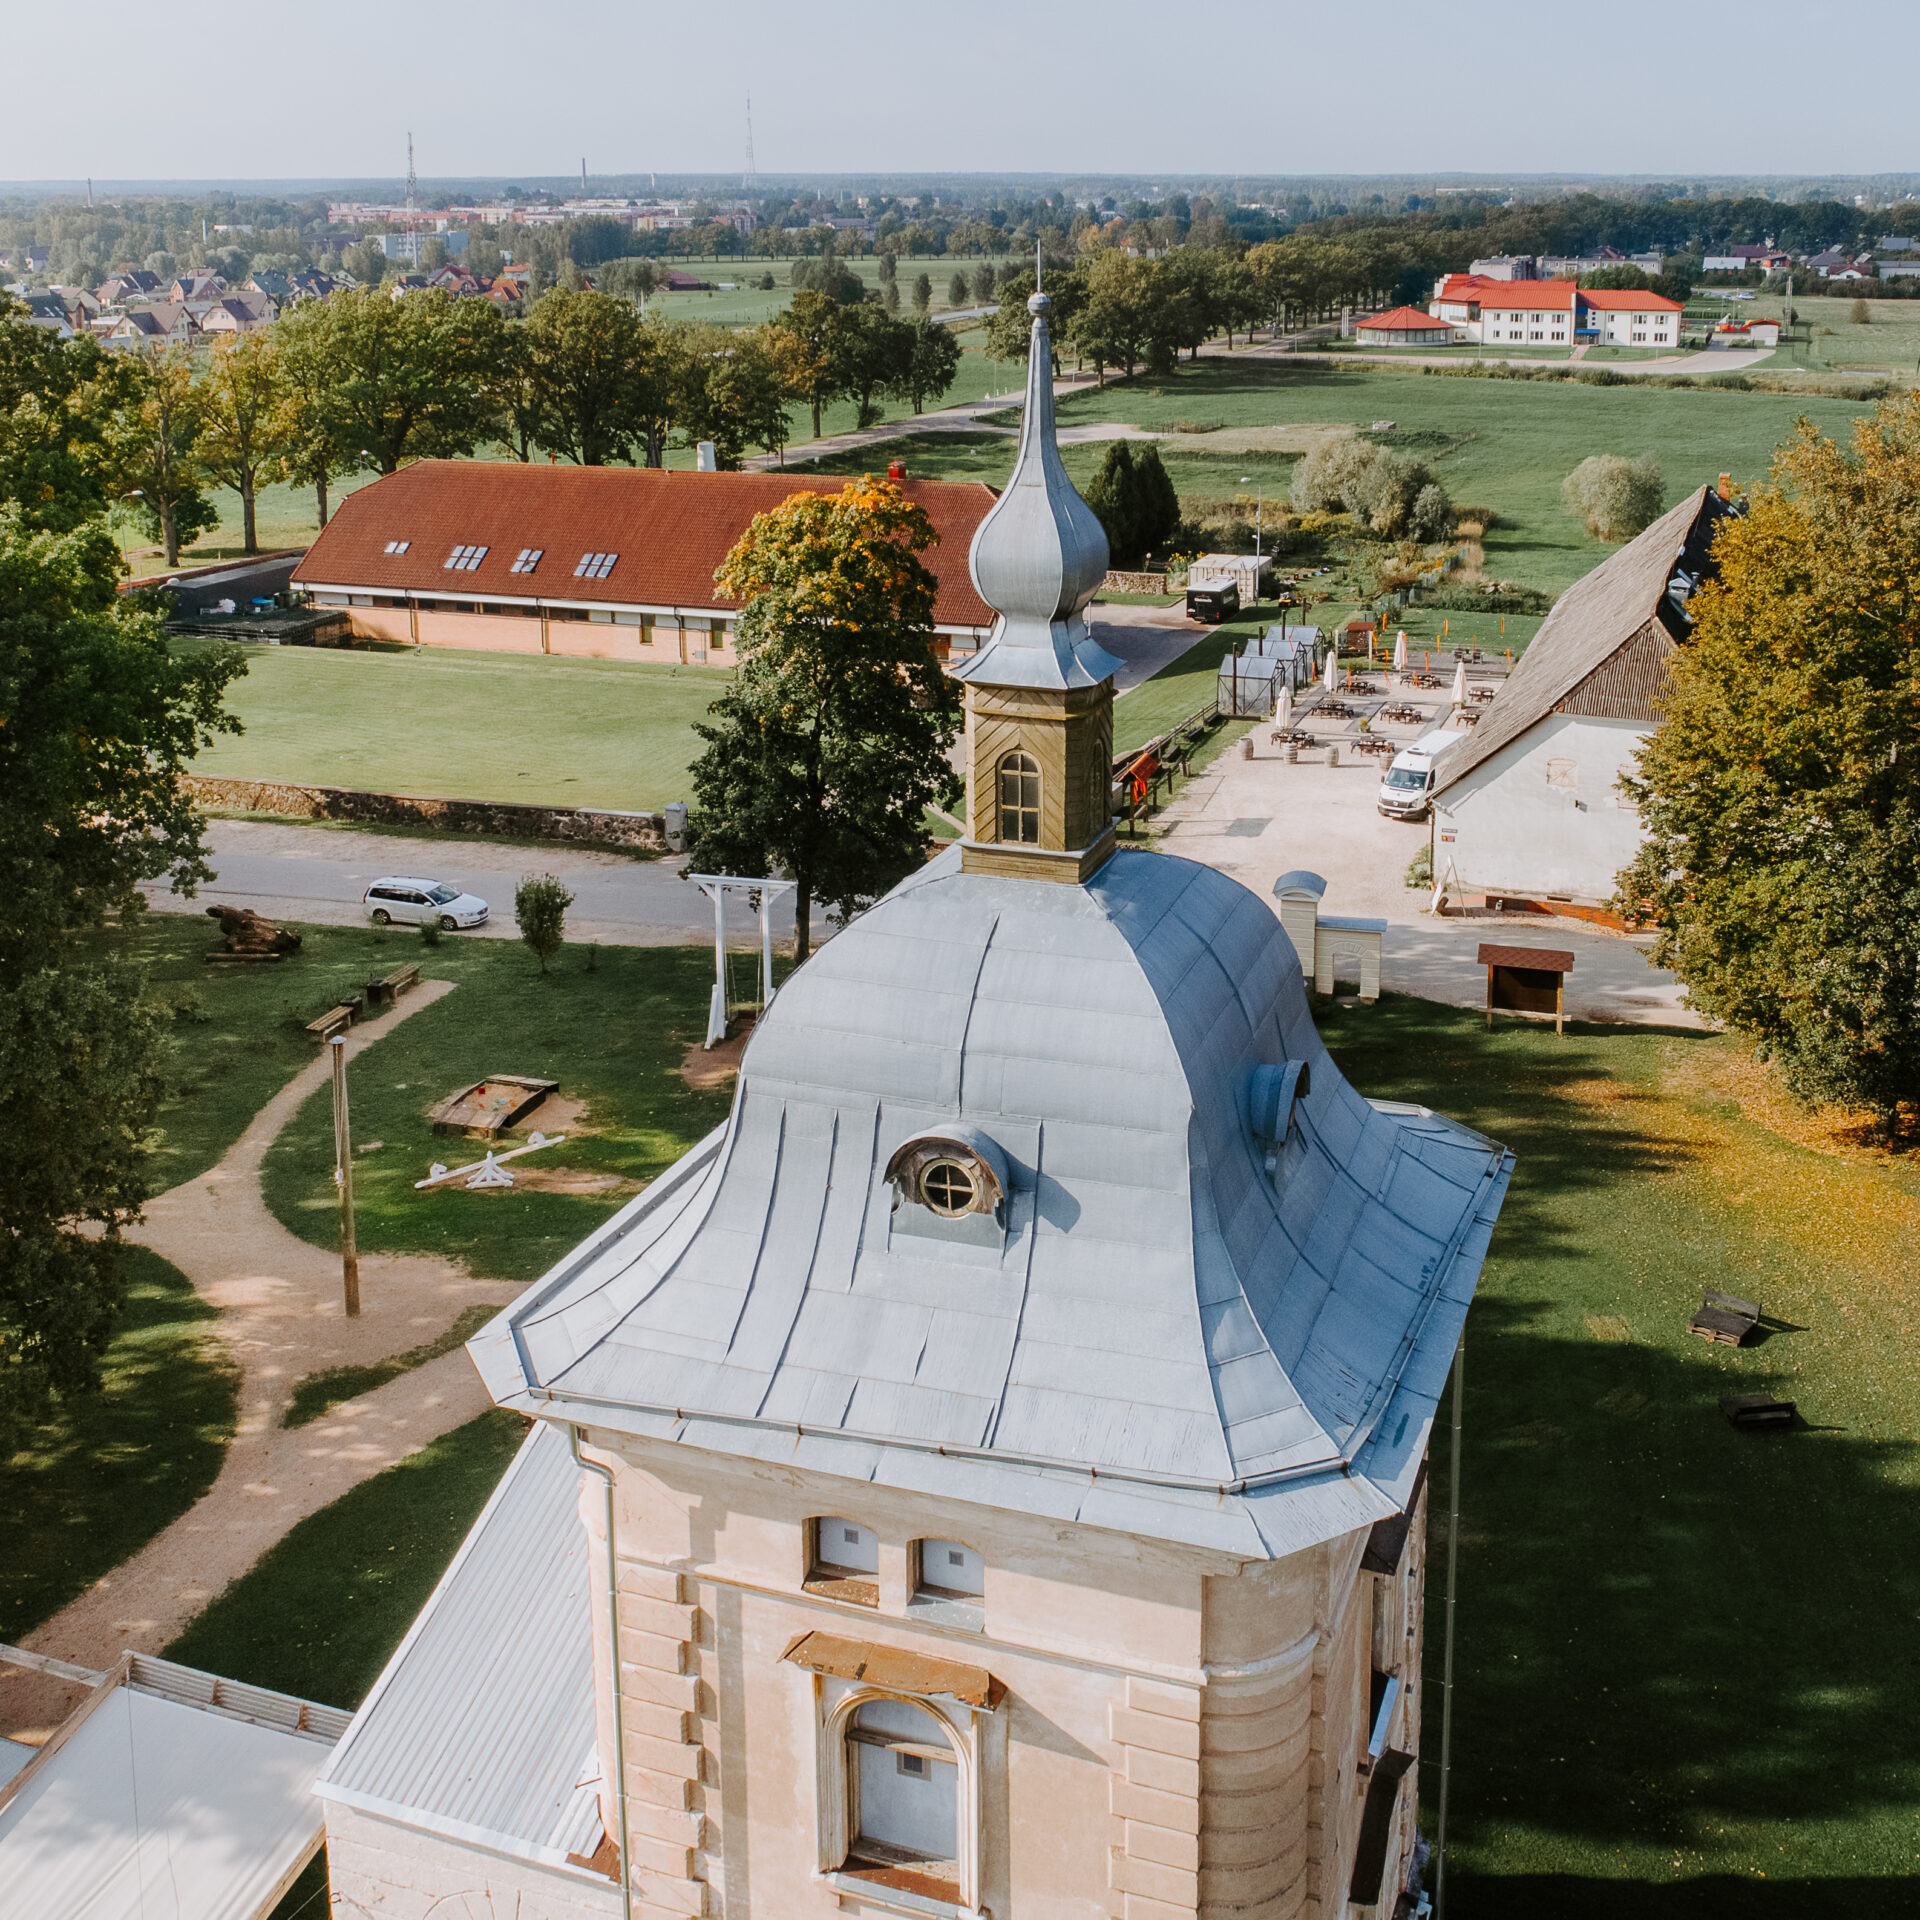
[1239,475,1263,565]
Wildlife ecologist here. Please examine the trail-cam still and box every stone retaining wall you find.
[185,775,668,850]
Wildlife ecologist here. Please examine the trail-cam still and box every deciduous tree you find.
[1618,395,1920,1136]
[319,286,509,473]
[520,286,662,465]
[1562,452,1664,540]
[895,315,961,416]
[0,513,244,1440]
[198,330,285,554]
[686,481,960,959]
[109,351,215,565]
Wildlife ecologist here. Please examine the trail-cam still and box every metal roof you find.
[473,846,1511,1562]
[952,294,1120,692]
[1434,486,1732,797]
[318,1422,604,1872]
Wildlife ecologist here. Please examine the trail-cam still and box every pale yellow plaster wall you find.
[574,1430,1419,1920]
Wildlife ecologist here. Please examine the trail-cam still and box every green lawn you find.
[1318,998,1920,1917]
[259,928,732,1285]
[2,1247,238,1639]
[104,913,322,1192]
[1028,360,1878,598]
[165,1408,527,1708]
[189,640,732,811]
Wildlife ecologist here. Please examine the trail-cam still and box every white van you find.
[1377,728,1464,821]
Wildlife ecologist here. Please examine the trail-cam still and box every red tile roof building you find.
[1427,275,1681,349]
[1353,304,1458,344]
[292,461,999,666]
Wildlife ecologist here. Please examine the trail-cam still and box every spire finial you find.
[958,285,1119,692]
[1036,238,1043,295]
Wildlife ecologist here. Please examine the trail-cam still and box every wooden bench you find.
[306,1005,356,1043]
[365,962,421,1009]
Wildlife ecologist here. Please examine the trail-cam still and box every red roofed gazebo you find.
[1355,305,1458,346]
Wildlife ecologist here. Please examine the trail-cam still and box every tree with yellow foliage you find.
[684,481,961,958]
[1618,396,1920,1136]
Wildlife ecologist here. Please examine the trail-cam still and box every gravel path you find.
[0,979,518,1739]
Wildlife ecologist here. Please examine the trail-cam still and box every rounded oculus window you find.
[919,1159,976,1218]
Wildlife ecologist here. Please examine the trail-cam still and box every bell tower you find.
[956,290,1121,885]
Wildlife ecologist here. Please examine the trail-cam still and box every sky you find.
[6,0,1920,185]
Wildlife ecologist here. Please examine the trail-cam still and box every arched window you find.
[843,1696,962,1896]
[997,751,1040,844]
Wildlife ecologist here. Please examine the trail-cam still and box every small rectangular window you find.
[510,547,543,574]
[574,550,618,579]
[914,1537,984,1601]
[384,539,410,554]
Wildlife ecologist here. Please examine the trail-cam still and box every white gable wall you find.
[1433,711,1648,904]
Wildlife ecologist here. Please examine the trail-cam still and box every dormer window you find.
[885,1129,1011,1253]
[920,1160,975,1217]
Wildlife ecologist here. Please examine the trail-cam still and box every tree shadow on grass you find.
[1317,1000,1920,1909]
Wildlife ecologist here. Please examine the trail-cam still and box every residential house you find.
[1430,483,1742,915]
[106,302,198,350]
[16,292,73,338]
[312,290,1508,1920]
[50,286,101,325]
[200,291,278,336]
[1872,255,1920,281]
[2,245,50,275]
[96,268,161,304]
[168,272,227,303]
[291,460,1001,664]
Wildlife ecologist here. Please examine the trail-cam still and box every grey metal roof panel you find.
[478,846,1512,1562]
[319,1424,600,1869]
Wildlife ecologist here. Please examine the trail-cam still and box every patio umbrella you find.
[1451,656,1468,708]
[1393,630,1407,672]
[1324,644,1339,693]
[1276,684,1292,731]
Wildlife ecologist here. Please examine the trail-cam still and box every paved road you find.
[143,820,786,946]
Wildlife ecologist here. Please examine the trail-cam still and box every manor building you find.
[1427,275,1681,349]
[312,290,1511,1920]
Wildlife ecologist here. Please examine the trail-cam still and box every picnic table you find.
[1351,735,1396,757]
[1380,704,1427,726]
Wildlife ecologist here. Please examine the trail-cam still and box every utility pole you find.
[330,1035,361,1317]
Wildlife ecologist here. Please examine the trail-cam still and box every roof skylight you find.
[509,548,544,575]
[574,551,618,580]
[444,544,488,572]
[384,540,410,554]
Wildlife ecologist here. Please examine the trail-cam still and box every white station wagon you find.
[363,876,489,930]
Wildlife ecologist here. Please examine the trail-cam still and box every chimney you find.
[696,441,718,472]
[1717,473,1733,500]
[887,460,907,481]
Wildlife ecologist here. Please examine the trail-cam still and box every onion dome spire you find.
[957,289,1121,691]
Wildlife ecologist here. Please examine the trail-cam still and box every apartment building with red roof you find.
[1428,275,1681,350]
[292,461,999,667]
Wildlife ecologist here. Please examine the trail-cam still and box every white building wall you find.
[322,1800,622,1920]
[1432,712,1649,904]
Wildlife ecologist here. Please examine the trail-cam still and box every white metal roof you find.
[318,1421,606,1875]
[472,845,1511,1561]
[0,1652,344,1920]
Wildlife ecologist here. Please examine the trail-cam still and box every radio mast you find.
[743,96,756,192]
[405,132,417,225]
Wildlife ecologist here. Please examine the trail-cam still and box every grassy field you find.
[1318,999,1920,1918]
[165,1407,527,1706]
[1026,359,1878,598]
[1,1247,238,1639]
[190,640,732,811]
[258,928,733,1286]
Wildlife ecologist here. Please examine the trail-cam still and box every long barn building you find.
[291,461,1000,668]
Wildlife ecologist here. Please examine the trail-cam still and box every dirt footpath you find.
[0,979,519,1740]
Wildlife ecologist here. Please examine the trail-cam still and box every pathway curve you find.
[1,978,519,1738]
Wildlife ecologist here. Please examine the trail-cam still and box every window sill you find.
[804,1572,878,1608]
[825,1868,978,1918]
[907,1593,984,1633]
